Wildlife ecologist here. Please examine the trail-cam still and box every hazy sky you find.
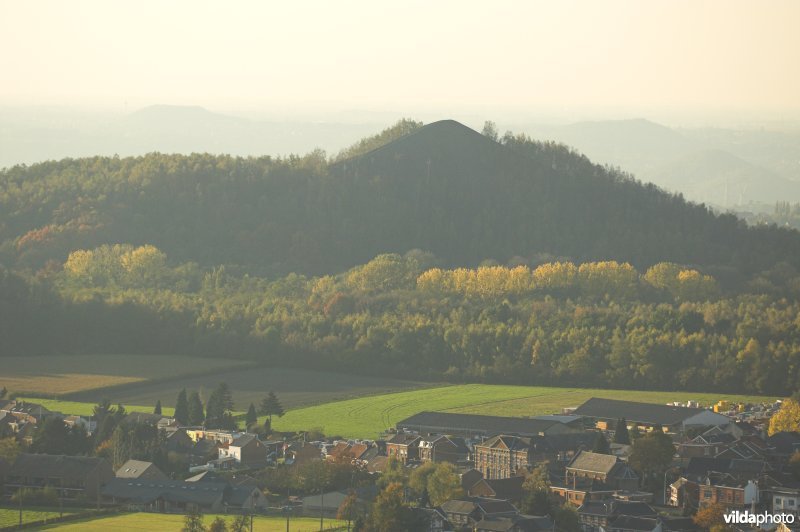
[1,1,799,117]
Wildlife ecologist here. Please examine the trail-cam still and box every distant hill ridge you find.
[1,118,799,279]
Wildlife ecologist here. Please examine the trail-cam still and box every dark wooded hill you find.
[2,119,798,281]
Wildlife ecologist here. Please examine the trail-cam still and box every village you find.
[1,390,798,531]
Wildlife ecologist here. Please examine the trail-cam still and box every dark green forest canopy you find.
[3,120,800,397]
[2,120,798,279]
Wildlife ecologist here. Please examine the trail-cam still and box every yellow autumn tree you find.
[577,261,639,299]
[769,399,800,436]
[532,261,577,289]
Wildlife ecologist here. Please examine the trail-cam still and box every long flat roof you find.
[396,411,563,436]
[573,397,710,426]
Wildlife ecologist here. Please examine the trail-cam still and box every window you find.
[788,499,795,507]
[703,490,712,499]
[776,498,782,505]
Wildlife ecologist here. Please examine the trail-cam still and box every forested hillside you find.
[3,120,799,280]
[2,120,800,395]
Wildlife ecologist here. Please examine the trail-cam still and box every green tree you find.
[245,403,258,428]
[521,465,553,515]
[408,461,437,503]
[174,389,189,425]
[614,418,630,444]
[0,437,21,463]
[188,391,205,426]
[153,400,162,416]
[552,504,581,532]
[182,509,206,532]
[377,457,407,490]
[208,516,227,532]
[337,491,362,531]
[482,120,499,142]
[31,417,70,454]
[592,432,611,454]
[368,482,422,532]
[427,462,463,506]
[260,391,284,425]
[629,432,675,486]
[206,383,235,429]
[229,514,248,532]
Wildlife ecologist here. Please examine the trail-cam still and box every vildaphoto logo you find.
[724,510,796,525]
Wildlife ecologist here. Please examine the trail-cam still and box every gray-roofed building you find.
[397,411,579,438]
[573,398,729,433]
[102,478,229,512]
[6,453,113,501]
[577,500,657,531]
[301,486,376,518]
[116,460,168,481]
[468,476,526,503]
[566,451,639,492]
[440,497,518,529]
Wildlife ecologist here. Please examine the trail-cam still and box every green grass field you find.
[270,383,779,439]
[16,397,175,418]
[0,507,79,529]
[36,512,346,531]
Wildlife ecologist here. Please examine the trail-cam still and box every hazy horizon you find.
[2,1,799,128]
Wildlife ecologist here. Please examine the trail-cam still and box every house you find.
[116,459,168,480]
[284,442,322,466]
[772,487,800,517]
[767,432,800,460]
[217,434,268,468]
[682,457,770,483]
[668,477,698,511]
[419,435,470,464]
[440,497,519,529]
[577,500,657,532]
[185,429,243,445]
[6,453,114,501]
[410,507,451,531]
[573,398,730,434]
[63,415,96,435]
[473,435,532,479]
[327,441,370,463]
[549,473,616,506]
[397,411,579,438]
[566,451,639,492]
[386,433,421,464]
[468,476,526,504]
[697,474,759,509]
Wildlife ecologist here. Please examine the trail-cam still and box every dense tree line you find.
[3,246,800,395]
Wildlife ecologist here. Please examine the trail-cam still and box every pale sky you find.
[1,1,799,116]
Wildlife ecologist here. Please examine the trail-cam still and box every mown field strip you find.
[270,384,779,439]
